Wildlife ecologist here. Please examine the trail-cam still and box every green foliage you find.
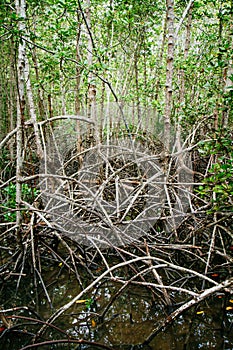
[85,297,94,310]
[197,130,233,212]
[0,150,16,181]
[1,183,39,222]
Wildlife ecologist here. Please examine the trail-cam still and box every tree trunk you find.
[86,0,96,121]
[15,0,26,245]
[75,11,82,160]
[30,23,46,120]
[164,0,175,151]
[154,10,167,102]
[60,68,67,116]
[25,55,43,158]
[179,4,193,106]
[134,49,141,126]
[177,2,193,157]
[9,39,17,161]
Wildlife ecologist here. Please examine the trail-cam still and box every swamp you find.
[0,0,233,349]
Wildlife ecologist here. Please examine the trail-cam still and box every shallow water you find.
[1,265,233,350]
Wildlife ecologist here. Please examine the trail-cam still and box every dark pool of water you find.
[1,267,233,350]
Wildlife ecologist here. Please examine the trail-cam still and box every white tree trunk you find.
[15,0,26,244]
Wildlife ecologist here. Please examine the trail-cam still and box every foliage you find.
[85,297,94,310]
[1,183,39,222]
[197,130,233,212]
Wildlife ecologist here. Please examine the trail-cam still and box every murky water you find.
[1,265,233,350]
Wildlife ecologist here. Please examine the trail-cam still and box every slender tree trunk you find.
[9,39,17,161]
[30,14,46,120]
[163,0,176,236]
[48,94,53,119]
[177,3,193,159]
[25,55,43,158]
[154,10,167,102]
[100,80,105,142]
[134,48,141,126]
[15,0,26,245]
[164,0,175,151]
[179,4,193,106]
[142,34,148,121]
[60,68,67,116]
[86,0,96,121]
[75,12,83,161]
[175,0,194,39]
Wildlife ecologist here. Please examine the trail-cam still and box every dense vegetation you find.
[0,0,232,349]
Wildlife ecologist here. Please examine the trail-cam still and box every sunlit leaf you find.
[91,319,96,327]
[226,306,233,311]
[75,299,87,304]
[211,273,219,277]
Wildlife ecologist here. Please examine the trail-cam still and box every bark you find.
[86,0,96,121]
[15,0,26,245]
[165,0,194,151]
[9,39,17,161]
[60,68,67,116]
[99,80,105,142]
[164,0,175,151]
[48,94,53,119]
[75,11,83,162]
[134,48,141,125]
[179,4,193,106]
[25,55,43,158]
[177,2,193,162]
[143,34,148,116]
[154,10,167,102]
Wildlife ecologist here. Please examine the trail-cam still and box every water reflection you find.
[0,267,233,350]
